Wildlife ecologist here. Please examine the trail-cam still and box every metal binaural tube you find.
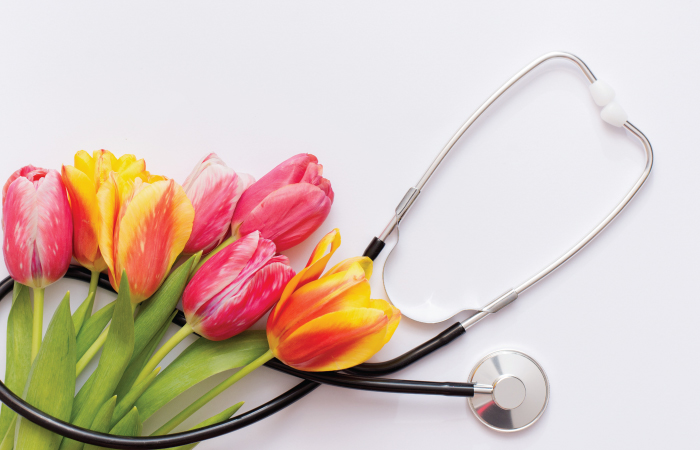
[376,52,599,241]
[370,52,652,330]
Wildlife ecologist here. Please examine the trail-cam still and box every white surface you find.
[0,1,698,449]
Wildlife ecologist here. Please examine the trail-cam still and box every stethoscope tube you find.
[0,264,470,449]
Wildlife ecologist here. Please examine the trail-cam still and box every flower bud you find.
[231,153,333,251]
[183,231,295,341]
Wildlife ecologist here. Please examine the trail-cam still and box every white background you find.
[0,1,698,449]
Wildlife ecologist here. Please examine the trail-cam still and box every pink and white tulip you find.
[183,231,295,341]
[2,166,72,288]
[182,153,254,255]
[230,153,334,251]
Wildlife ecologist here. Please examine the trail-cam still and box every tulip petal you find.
[238,183,332,251]
[2,165,43,211]
[272,307,388,371]
[73,150,95,180]
[316,178,334,202]
[300,162,323,186]
[183,232,261,321]
[215,236,277,300]
[183,163,239,254]
[113,179,194,302]
[306,228,340,267]
[182,153,222,191]
[116,154,138,171]
[369,299,401,344]
[195,261,295,341]
[3,177,38,286]
[62,165,105,271]
[94,149,118,189]
[116,159,147,185]
[33,170,73,286]
[325,256,373,279]
[232,153,318,230]
[97,174,119,278]
[274,229,340,313]
[268,263,370,347]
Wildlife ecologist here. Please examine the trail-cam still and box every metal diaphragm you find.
[467,349,549,432]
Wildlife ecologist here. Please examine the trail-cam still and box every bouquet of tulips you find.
[0,150,400,449]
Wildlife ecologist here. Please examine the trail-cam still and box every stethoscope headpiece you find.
[468,349,549,432]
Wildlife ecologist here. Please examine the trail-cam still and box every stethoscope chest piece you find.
[468,350,549,432]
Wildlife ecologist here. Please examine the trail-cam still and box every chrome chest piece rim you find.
[468,350,549,432]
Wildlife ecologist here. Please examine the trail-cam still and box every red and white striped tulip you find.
[2,166,72,288]
[183,231,295,341]
[230,153,334,251]
[182,153,254,255]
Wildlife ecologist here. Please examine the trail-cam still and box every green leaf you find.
[60,275,134,450]
[132,255,196,359]
[114,311,176,400]
[163,402,244,450]
[75,301,115,361]
[0,417,16,450]
[71,373,95,425]
[0,283,32,439]
[100,407,141,450]
[135,331,268,421]
[12,282,24,304]
[71,291,96,336]
[15,293,76,450]
[111,368,159,429]
[83,397,116,450]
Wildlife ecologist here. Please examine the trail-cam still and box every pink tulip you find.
[2,166,72,288]
[182,153,254,254]
[230,153,334,251]
[183,231,295,341]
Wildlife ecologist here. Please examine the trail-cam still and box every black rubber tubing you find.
[0,261,466,449]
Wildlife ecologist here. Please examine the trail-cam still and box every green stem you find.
[73,271,101,335]
[31,287,44,361]
[76,302,137,376]
[76,325,109,376]
[133,323,193,387]
[153,349,274,435]
[190,236,238,278]
[89,270,99,295]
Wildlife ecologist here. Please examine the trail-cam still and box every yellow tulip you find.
[61,149,157,272]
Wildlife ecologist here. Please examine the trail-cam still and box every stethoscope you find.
[0,51,653,448]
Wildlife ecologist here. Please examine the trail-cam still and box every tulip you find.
[61,150,157,273]
[184,230,295,339]
[182,153,254,255]
[230,153,334,251]
[2,165,73,359]
[155,229,401,434]
[97,174,195,303]
[132,230,294,387]
[267,229,400,371]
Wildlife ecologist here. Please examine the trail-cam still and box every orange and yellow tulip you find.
[61,150,164,272]
[86,154,194,303]
[267,229,400,371]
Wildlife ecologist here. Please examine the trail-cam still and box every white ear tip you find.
[589,80,615,106]
[601,101,628,127]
